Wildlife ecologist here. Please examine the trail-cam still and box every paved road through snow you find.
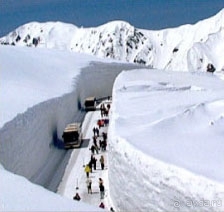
[57,100,114,210]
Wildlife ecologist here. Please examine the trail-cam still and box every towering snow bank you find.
[0,45,91,127]
[108,69,224,211]
[1,9,224,71]
[0,45,141,191]
[0,45,90,191]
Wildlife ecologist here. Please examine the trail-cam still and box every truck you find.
[84,96,97,111]
[62,123,82,149]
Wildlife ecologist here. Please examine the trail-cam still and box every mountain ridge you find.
[1,9,224,71]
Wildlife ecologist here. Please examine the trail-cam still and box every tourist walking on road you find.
[100,155,105,170]
[99,178,105,199]
[84,164,91,178]
[95,127,99,137]
[99,183,105,199]
[92,156,97,170]
[93,127,96,136]
[99,178,103,186]
[90,145,95,154]
[86,178,92,194]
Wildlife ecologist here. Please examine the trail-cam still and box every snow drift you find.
[108,69,224,211]
[0,164,101,211]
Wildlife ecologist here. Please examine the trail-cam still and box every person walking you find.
[98,178,104,199]
[93,127,96,136]
[88,161,93,173]
[92,156,97,170]
[95,127,99,137]
[99,183,105,199]
[86,178,92,194]
[99,178,103,186]
[84,164,91,178]
[100,155,105,170]
[90,145,95,154]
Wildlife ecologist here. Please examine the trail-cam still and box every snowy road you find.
[58,101,114,211]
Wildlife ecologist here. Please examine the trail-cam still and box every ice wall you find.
[108,135,224,211]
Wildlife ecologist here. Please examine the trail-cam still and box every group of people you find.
[84,154,105,176]
[91,125,108,154]
[74,101,115,210]
[100,102,111,118]
[97,118,109,128]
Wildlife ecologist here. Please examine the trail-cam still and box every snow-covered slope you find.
[0,164,100,211]
[1,9,224,72]
[108,69,224,211]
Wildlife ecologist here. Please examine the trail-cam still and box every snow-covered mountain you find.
[1,9,224,72]
[1,8,224,212]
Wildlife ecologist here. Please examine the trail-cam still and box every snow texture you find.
[108,69,224,211]
[0,164,100,211]
[1,9,224,72]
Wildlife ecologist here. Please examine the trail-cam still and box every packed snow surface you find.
[112,69,224,181]
[108,69,224,211]
[0,164,100,211]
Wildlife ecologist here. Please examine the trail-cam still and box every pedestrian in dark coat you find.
[88,161,93,173]
[102,140,107,151]
[86,178,92,194]
[99,178,103,186]
[99,184,105,199]
[93,127,96,136]
[92,156,97,170]
[90,145,95,154]
[99,177,104,198]
[102,132,107,142]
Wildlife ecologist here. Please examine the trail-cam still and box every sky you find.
[0,0,224,37]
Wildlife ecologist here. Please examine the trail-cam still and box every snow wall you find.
[0,61,141,191]
[108,70,224,212]
[108,136,224,212]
